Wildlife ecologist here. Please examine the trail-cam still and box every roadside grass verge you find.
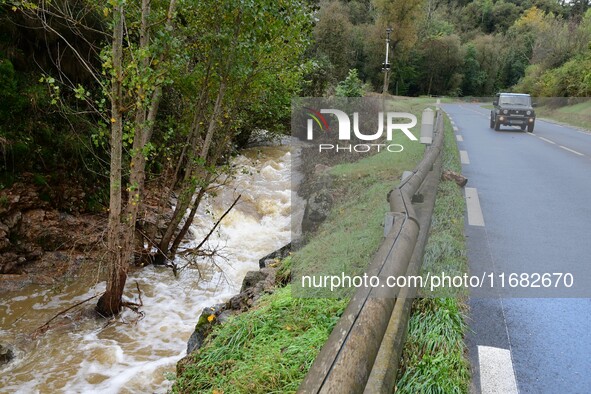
[395,113,471,393]
[291,129,424,298]
[173,97,433,393]
[536,99,591,131]
[173,286,348,394]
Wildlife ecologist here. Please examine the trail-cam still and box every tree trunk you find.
[157,81,226,262]
[170,178,209,255]
[97,0,176,316]
[96,2,125,317]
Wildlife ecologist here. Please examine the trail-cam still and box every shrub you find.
[335,68,364,97]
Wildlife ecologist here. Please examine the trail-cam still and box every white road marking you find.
[456,135,463,142]
[478,346,518,394]
[453,126,459,132]
[539,136,556,145]
[460,150,470,164]
[465,187,485,226]
[559,145,584,156]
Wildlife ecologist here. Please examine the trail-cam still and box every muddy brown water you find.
[0,145,300,393]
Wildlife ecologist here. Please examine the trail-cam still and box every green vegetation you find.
[536,99,591,131]
[2,0,588,388]
[174,102,472,393]
[2,0,590,195]
[292,98,433,297]
[422,114,469,295]
[396,298,469,394]
[395,114,470,392]
[174,98,433,392]
[309,1,591,97]
[3,0,312,313]
[173,286,348,394]
[335,69,364,97]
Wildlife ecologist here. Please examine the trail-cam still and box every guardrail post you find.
[420,108,435,145]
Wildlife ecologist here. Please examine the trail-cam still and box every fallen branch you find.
[135,281,143,306]
[120,281,145,323]
[179,194,241,256]
[32,293,101,338]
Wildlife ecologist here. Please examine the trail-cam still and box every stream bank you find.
[0,144,295,393]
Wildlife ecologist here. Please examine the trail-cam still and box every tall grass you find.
[395,113,471,393]
[173,286,347,394]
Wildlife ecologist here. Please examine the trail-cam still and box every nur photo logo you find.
[294,98,419,153]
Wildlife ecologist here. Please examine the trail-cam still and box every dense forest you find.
[309,0,591,97]
[0,0,589,314]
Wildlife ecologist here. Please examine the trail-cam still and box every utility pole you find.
[382,27,393,95]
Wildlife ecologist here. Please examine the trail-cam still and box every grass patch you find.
[396,298,469,394]
[292,130,424,298]
[173,286,348,394]
[395,113,471,393]
[173,98,434,393]
[536,99,591,131]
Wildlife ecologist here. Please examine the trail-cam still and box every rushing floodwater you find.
[0,145,297,393]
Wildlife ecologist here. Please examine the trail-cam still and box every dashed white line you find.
[559,145,584,156]
[478,346,518,394]
[465,187,485,226]
[535,135,586,157]
[460,150,470,164]
[456,135,463,142]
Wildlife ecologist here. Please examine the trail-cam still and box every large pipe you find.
[364,152,443,393]
[298,112,445,393]
[298,218,419,393]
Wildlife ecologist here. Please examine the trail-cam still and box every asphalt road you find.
[441,103,591,394]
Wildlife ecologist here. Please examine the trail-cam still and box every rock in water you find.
[258,243,291,268]
[186,304,225,354]
[240,271,268,293]
[0,344,14,365]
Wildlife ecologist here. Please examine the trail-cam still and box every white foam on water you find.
[0,145,301,393]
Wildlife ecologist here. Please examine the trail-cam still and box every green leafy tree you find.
[13,0,182,315]
[416,34,463,95]
[154,0,312,263]
[9,0,311,315]
[313,0,354,81]
[335,68,364,97]
[472,35,505,94]
[98,0,180,316]
[461,44,487,96]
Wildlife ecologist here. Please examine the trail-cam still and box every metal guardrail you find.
[298,110,445,394]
